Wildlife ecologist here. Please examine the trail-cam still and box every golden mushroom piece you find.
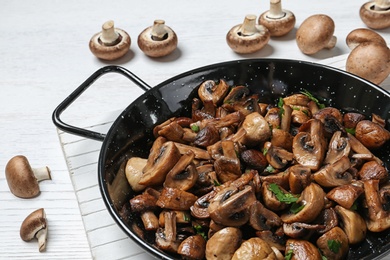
[360,0,390,29]
[226,14,270,54]
[296,14,336,55]
[138,19,178,58]
[89,20,131,61]
[258,0,296,37]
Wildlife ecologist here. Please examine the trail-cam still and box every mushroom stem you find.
[268,0,285,19]
[36,228,48,252]
[240,15,258,36]
[100,20,120,46]
[151,20,167,41]
[374,0,390,10]
[325,36,337,49]
[33,167,51,182]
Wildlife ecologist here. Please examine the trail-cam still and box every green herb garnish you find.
[278,97,285,116]
[285,249,294,260]
[301,89,325,109]
[213,179,221,186]
[268,183,298,204]
[263,148,268,156]
[345,128,356,135]
[350,201,358,211]
[327,239,342,253]
[290,202,305,214]
[193,224,207,240]
[191,124,200,132]
[265,165,275,173]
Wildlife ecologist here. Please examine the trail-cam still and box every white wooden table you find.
[1,0,389,259]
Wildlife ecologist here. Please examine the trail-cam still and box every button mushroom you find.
[324,131,351,165]
[214,140,242,183]
[5,155,51,198]
[238,111,271,147]
[20,208,48,252]
[232,237,277,260]
[360,0,390,29]
[226,14,270,54]
[125,157,147,193]
[316,227,349,260]
[326,182,364,209]
[89,20,131,61]
[177,234,206,260]
[285,239,322,260]
[288,165,311,194]
[358,160,389,183]
[138,19,178,57]
[296,14,337,55]
[205,227,242,260]
[156,187,198,211]
[164,151,198,191]
[355,119,390,149]
[334,205,367,245]
[346,41,390,85]
[258,0,296,36]
[312,156,353,188]
[346,28,387,50]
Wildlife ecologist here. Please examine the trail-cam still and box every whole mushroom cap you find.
[5,155,51,198]
[346,28,387,50]
[89,20,131,61]
[138,20,178,58]
[20,208,48,252]
[226,14,270,54]
[346,41,390,85]
[360,1,390,29]
[296,14,336,55]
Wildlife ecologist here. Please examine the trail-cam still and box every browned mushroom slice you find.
[316,227,349,260]
[157,120,185,143]
[313,156,353,188]
[255,230,286,252]
[285,239,322,260]
[292,119,326,171]
[190,190,217,219]
[208,185,256,227]
[164,151,198,191]
[265,143,293,170]
[283,222,325,239]
[205,111,245,130]
[249,200,282,231]
[283,93,311,106]
[173,142,211,160]
[140,211,159,231]
[159,210,191,227]
[153,117,192,138]
[139,141,181,186]
[177,234,206,260]
[363,179,390,232]
[198,79,230,106]
[240,149,268,172]
[261,182,289,212]
[326,182,364,209]
[271,128,294,152]
[232,237,277,260]
[142,136,166,174]
[223,85,250,103]
[324,131,351,164]
[193,124,220,148]
[129,190,158,212]
[156,187,198,211]
[372,113,387,127]
[335,205,367,245]
[355,120,390,149]
[260,170,290,190]
[205,227,242,260]
[155,211,180,253]
[343,112,365,129]
[291,106,311,125]
[313,208,339,235]
[238,112,271,147]
[348,133,383,164]
[314,107,343,123]
[214,140,241,183]
[281,183,325,224]
[288,165,311,194]
[264,107,281,130]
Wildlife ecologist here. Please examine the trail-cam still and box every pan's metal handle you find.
[52,65,152,142]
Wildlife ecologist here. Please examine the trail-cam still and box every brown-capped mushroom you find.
[226,14,270,54]
[265,142,293,170]
[285,239,322,260]
[155,211,180,253]
[343,112,366,129]
[313,156,353,188]
[358,160,389,183]
[360,0,390,29]
[138,19,178,57]
[156,187,198,211]
[125,157,147,192]
[346,41,390,85]
[258,0,296,36]
[5,155,51,198]
[164,151,198,191]
[355,119,390,149]
[334,205,367,245]
[324,131,351,165]
[326,182,364,209]
[177,234,206,260]
[240,149,268,172]
[214,140,242,183]
[346,28,387,50]
[249,200,283,231]
[283,222,325,239]
[271,128,294,152]
[238,112,271,147]
[316,227,349,260]
[296,14,337,55]
[205,227,242,260]
[197,79,230,106]
[20,208,48,252]
[288,165,311,194]
[89,20,131,61]
[232,237,277,260]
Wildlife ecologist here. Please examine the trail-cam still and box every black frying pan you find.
[53,59,390,259]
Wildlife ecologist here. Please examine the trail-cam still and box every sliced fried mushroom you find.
[138,19,178,57]
[296,14,336,55]
[348,133,383,164]
[157,120,185,143]
[174,142,211,160]
[360,0,390,29]
[139,141,181,186]
[177,234,206,260]
[281,183,325,224]
[265,142,293,170]
[282,93,310,106]
[285,239,322,260]
[261,182,289,211]
[232,237,276,260]
[313,156,353,188]
[283,222,325,239]
[156,187,198,211]
[198,79,230,106]
[20,208,48,252]
[5,155,51,198]
[343,112,366,129]
[326,182,364,209]
[164,151,198,191]
[324,131,351,164]
[346,28,387,50]
[292,119,326,171]
[89,20,131,60]
[316,227,349,260]
[226,14,270,54]
[240,149,268,172]
[363,179,390,232]
[335,205,367,245]
[249,201,283,231]
[358,160,389,183]
[155,211,180,253]
[193,125,220,148]
[355,119,390,149]
[205,227,242,260]
[208,185,256,227]
[288,165,311,194]
[271,128,293,152]
[214,140,241,183]
[258,0,296,37]
[125,157,147,192]
[190,190,216,219]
